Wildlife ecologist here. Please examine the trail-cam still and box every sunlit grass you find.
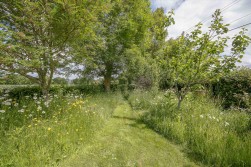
[128,90,251,166]
[0,91,121,166]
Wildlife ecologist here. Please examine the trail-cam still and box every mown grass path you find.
[61,101,200,167]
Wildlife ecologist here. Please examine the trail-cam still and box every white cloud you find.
[151,0,251,67]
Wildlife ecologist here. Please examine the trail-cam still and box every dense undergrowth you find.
[128,90,251,167]
[0,91,122,167]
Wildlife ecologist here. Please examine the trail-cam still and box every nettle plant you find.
[162,9,251,109]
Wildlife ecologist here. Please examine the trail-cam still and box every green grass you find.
[60,101,199,167]
[128,90,251,167]
[0,92,122,166]
[2,89,249,166]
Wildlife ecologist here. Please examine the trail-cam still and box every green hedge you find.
[212,68,251,110]
[0,84,108,100]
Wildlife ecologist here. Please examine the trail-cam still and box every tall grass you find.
[0,91,122,166]
[128,90,251,166]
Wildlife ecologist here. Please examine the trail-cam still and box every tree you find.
[162,9,251,109]
[122,8,174,90]
[149,8,174,59]
[77,0,153,91]
[0,0,93,97]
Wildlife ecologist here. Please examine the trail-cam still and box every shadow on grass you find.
[112,116,147,129]
[112,115,137,121]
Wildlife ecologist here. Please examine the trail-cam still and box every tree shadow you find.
[112,115,137,121]
[112,115,147,129]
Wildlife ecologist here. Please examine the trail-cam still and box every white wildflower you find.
[2,101,11,106]
[0,110,5,113]
[42,111,46,114]
[200,114,204,118]
[37,106,42,111]
[44,101,49,108]
[225,122,230,127]
[18,109,25,113]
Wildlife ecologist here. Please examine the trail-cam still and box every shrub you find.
[0,84,106,100]
[212,67,251,110]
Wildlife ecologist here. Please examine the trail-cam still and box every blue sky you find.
[150,0,251,67]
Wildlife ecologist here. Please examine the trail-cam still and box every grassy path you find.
[61,101,200,167]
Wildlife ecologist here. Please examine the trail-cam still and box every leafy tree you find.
[122,8,174,90]
[78,0,153,91]
[149,8,174,59]
[162,9,251,109]
[0,0,93,96]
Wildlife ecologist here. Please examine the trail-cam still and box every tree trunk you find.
[177,96,183,109]
[104,75,111,92]
[42,87,49,100]
[39,76,50,100]
[104,62,113,92]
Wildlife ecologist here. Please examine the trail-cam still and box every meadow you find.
[0,86,250,166]
[128,90,251,166]
[0,88,122,166]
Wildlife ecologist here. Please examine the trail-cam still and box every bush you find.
[0,84,106,100]
[212,67,251,110]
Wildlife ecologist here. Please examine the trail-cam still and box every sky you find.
[150,0,251,67]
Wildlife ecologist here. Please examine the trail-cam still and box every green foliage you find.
[52,77,68,85]
[213,67,251,109]
[1,85,106,100]
[161,9,251,108]
[128,90,251,166]
[0,0,95,95]
[121,8,174,90]
[76,0,153,91]
[0,73,32,85]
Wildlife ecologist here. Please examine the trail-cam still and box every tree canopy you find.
[0,1,250,100]
[0,0,96,96]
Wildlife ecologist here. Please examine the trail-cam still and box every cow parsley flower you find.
[0,110,5,113]
[18,109,25,113]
